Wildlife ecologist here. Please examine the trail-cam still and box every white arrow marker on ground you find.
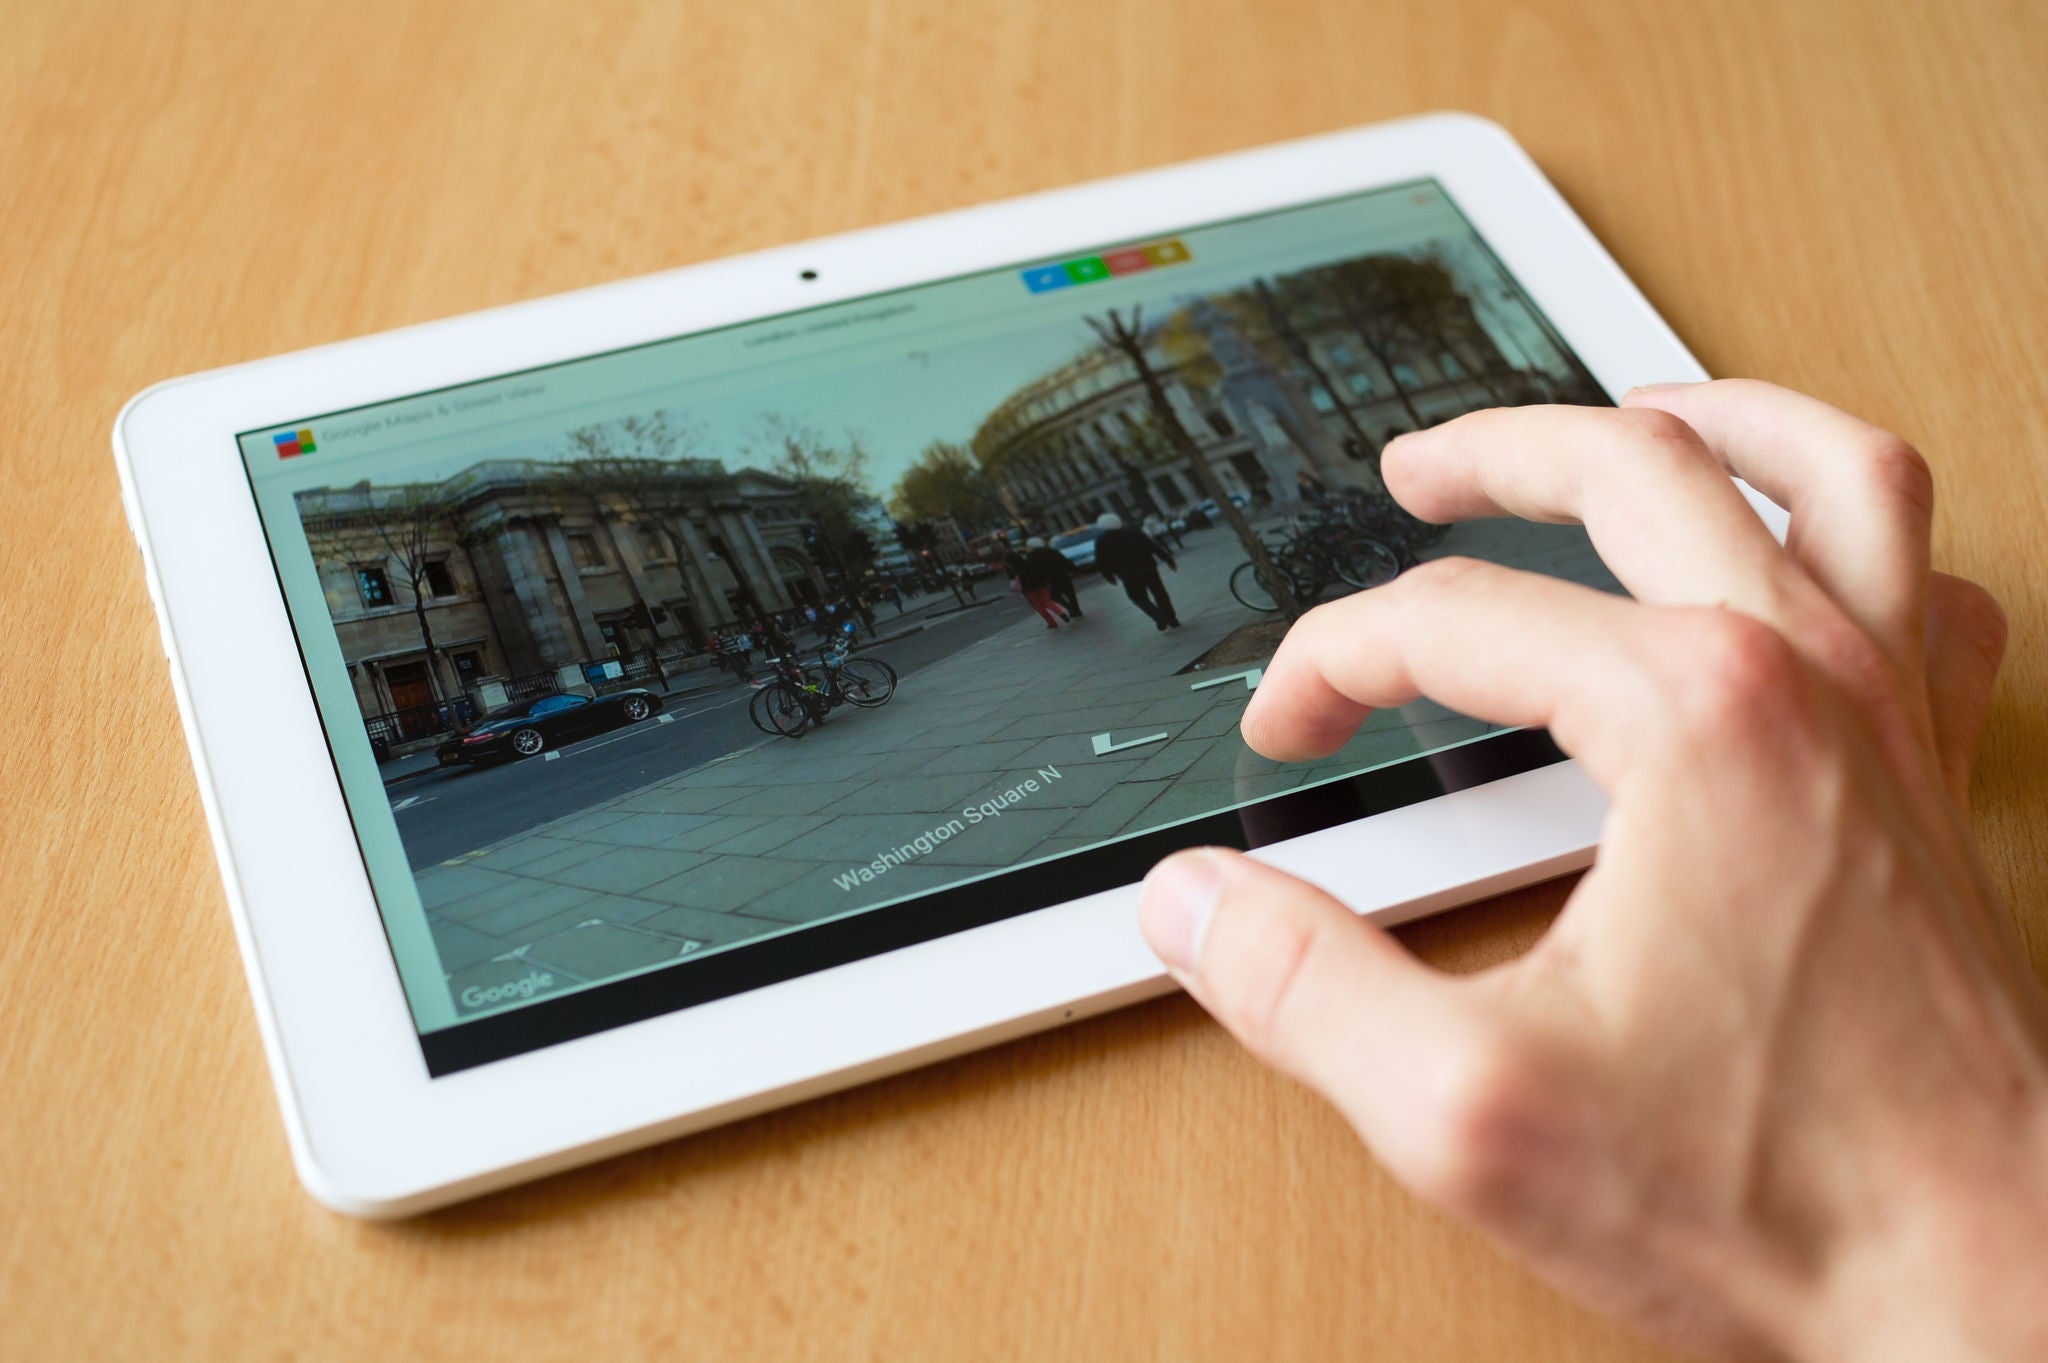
[1092,730,1170,756]
[1190,667,1263,693]
[657,713,675,724]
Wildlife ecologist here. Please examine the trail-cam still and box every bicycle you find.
[1228,518,1401,613]
[747,637,898,737]
[1325,487,1449,569]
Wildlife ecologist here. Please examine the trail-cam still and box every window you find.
[639,525,668,559]
[356,565,392,608]
[1392,363,1423,389]
[566,532,604,570]
[1328,344,1354,366]
[1439,352,1465,379]
[1309,388,1337,413]
[529,694,589,716]
[1204,409,1234,437]
[421,557,457,598]
[453,651,483,683]
[1346,371,1375,398]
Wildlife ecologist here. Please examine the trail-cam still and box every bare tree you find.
[559,410,740,632]
[1085,306,1305,620]
[1320,256,1434,433]
[301,482,461,703]
[748,416,879,594]
[1249,278,1380,473]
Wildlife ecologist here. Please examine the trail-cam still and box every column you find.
[495,522,581,668]
[716,509,787,614]
[675,520,734,626]
[741,515,793,611]
[540,522,607,658]
[599,519,674,641]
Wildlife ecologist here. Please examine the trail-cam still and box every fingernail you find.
[1624,381,1695,397]
[1140,851,1223,974]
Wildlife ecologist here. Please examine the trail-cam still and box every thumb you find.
[1139,849,1484,1170]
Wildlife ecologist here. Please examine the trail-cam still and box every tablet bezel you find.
[114,113,1768,1215]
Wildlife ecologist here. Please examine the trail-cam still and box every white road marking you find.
[543,718,679,762]
[656,713,674,724]
[390,795,434,812]
[1190,667,1263,692]
[561,726,658,758]
[543,751,561,762]
[1092,730,1171,756]
[668,690,759,722]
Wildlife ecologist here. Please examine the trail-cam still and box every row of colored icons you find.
[1019,238,1192,294]
[272,428,317,459]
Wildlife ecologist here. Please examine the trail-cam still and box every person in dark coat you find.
[1011,539,1069,629]
[1023,536,1083,620]
[1092,512,1180,630]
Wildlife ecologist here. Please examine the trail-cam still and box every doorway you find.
[382,660,436,739]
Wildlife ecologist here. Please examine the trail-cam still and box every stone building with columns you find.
[295,458,828,736]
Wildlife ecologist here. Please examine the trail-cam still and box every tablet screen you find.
[236,178,1617,1074]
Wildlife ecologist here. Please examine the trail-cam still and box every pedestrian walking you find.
[1143,511,1183,553]
[1023,536,1082,620]
[1012,538,1070,630]
[1094,512,1181,630]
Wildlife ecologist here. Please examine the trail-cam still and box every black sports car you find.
[436,689,662,765]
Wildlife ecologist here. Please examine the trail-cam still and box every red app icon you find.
[1102,247,1152,276]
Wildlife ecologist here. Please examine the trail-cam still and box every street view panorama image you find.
[238,180,1619,1037]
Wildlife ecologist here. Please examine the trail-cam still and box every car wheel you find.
[622,695,652,721]
[510,727,546,757]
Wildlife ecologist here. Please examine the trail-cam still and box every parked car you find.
[436,689,662,765]
[1049,526,1102,571]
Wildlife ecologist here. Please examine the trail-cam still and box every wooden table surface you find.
[7,1,2048,1358]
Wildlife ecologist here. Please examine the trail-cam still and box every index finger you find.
[1382,405,1819,632]
[1244,557,1654,789]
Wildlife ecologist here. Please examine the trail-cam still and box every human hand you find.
[1138,382,2048,1362]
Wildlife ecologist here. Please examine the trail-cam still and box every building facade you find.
[296,458,829,737]
[970,270,1586,531]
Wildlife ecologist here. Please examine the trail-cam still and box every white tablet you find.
[114,113,1763,1216]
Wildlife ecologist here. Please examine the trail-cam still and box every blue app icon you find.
[1020,265,1073,293]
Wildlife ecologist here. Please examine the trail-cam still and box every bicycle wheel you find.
[837,657,897,707]
[747,686,781,735]
[1329,536,1402,591]
[1229,560,1282,613]
[759,681,813,737]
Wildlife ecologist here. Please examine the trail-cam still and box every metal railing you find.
[501,671,561,703]
[364,696,477,755]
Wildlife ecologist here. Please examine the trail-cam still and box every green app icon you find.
[1063,256,1111,284]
